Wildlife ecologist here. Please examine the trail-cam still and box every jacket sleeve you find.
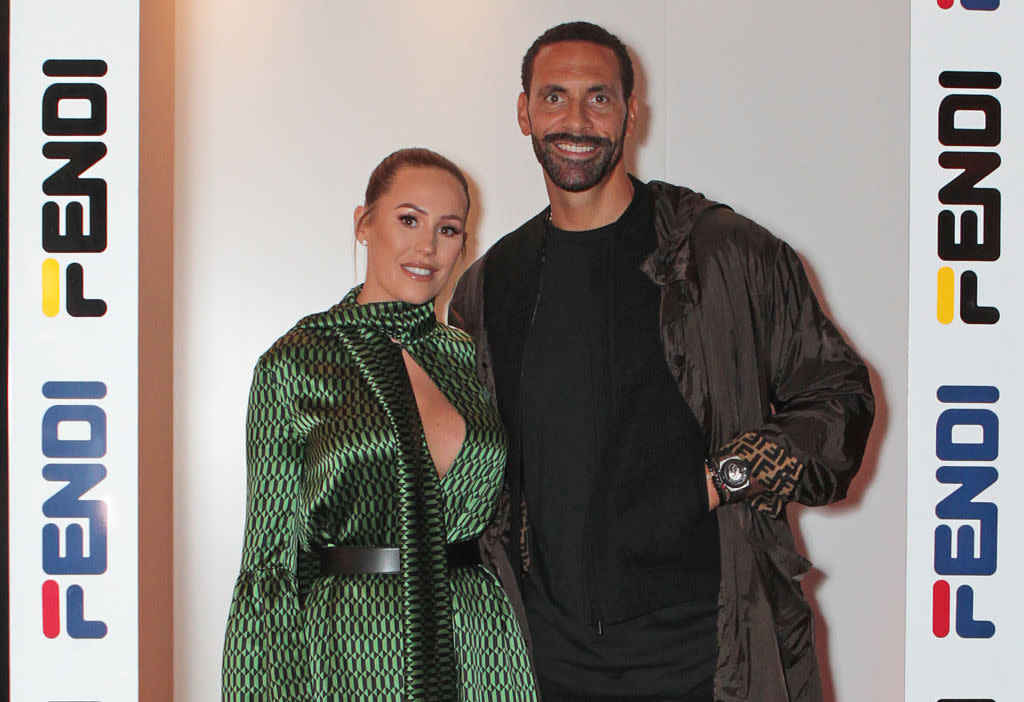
[448,257,485,338]
[222,360,311,701]
[717,240,874,518]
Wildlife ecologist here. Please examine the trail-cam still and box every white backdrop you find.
[907,3,1021,700]
[8,2,140,700]
[173,2,908,700]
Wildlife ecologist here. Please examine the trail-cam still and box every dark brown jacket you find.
[450,180,874,701]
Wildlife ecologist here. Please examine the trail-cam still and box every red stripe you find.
[42,580,60,639]
[932,579,951,638]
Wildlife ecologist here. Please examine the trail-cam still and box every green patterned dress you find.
[222,287,537,701]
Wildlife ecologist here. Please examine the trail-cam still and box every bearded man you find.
[451,21,874,702]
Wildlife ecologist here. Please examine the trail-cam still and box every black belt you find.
[319,540,481,576]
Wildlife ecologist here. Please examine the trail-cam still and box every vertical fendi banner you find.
[7,1,139,700]
[908,1,1021,701]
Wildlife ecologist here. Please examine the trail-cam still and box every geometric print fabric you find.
[718,430,805,518]
[222,286,536,700]
[450,567,536,700]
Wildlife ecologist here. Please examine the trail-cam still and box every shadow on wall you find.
[788,252,889,702]
[139,1,175,701]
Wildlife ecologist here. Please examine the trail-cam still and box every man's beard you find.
[530,122,626,193]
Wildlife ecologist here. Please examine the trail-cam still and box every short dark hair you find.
[359,147,471,228]
[521,21,634,100]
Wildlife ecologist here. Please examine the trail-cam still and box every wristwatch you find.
[708,454,751,503]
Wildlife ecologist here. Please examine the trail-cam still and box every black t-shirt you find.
[519,181,720,700]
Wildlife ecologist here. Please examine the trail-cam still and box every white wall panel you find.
[908,3,1021,700]
[8,2,140,700]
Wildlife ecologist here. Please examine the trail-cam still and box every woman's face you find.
[355,166,468,306]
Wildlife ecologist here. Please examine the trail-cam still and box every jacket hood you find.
[640,180,724,301]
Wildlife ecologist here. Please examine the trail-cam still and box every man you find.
[450,21,873,702]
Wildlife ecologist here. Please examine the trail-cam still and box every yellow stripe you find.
[937,267,954,325]
[42,258,60,317]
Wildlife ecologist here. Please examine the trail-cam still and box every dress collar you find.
[317,285,437,345]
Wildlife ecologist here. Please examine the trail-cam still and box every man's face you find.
[518,40,637,193]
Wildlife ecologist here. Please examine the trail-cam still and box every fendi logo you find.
[40,381,110,640]
[932,385,998,641]
[935,71,1001,325]
[41,59,109,318]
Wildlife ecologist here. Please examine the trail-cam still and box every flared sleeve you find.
[222,359,311,701]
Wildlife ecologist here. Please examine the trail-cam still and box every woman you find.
[221,148,537,701]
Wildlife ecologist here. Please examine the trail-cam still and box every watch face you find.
[720,457,750,489]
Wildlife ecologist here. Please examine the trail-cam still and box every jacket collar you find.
[482,178,723,363]
[480,207,548,429]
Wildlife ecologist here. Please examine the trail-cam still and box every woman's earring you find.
[357,239,367,247]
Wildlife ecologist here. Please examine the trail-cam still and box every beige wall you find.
[140,0,174,699]
[172,2,909,700]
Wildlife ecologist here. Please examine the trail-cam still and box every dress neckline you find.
[311,284,438,346]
